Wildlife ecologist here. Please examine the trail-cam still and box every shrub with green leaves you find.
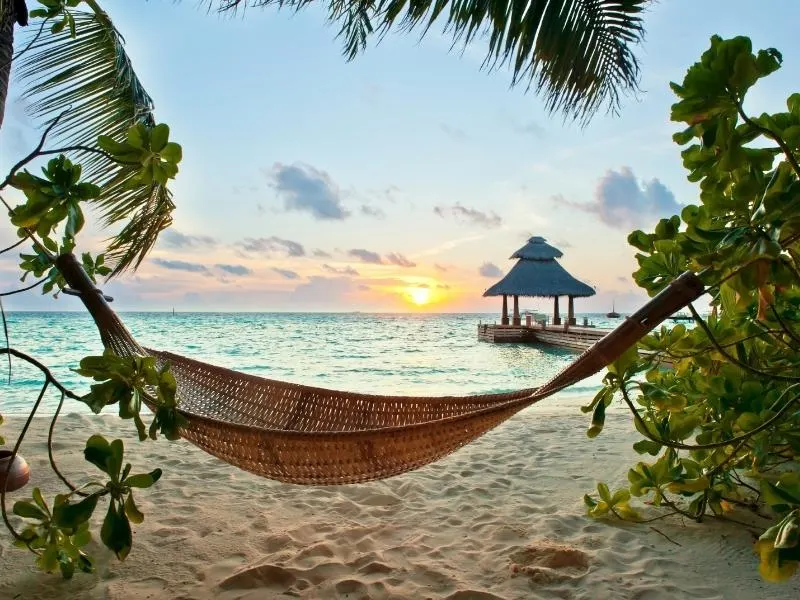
[584,35,800,583]
[12,435,161,577]
[0,0,185,580]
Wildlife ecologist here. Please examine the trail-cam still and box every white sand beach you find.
[1,403,798,600]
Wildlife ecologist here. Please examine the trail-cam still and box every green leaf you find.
[52,494,99,530]
[611,489,631,505]
[150,124,170,153]
[13,500,47,520]
[81,380,131,413]
[124,493,144,525]
[32,487,49,513]
[127,123,147,149]
[124,469,162,489]
[108,439,124,483]
[633,440,663,456]
[667,476,710,494]
[84,434,112,474]
[587,399,606,438]
[582,387,609,414]
[774,516,800,550]
[597,482,612,503]
[84,435,125,481]
[762,479,800,511]
[37,544,59,573]
[159,142,182,164]
[71,524,92,548]
[58,555,76,580]
[100,501,132,561]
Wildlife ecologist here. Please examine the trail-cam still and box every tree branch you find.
[0,111,66,191]
[735,101,800,180]
[688,304,800,382]
[0,16,47,71]
[2,381,49,546]
[620,382,800,451]
[0,277,46,297]
[0,348,82,400]
[0,238,25,255]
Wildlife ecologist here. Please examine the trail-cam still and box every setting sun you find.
[408,287,431,305]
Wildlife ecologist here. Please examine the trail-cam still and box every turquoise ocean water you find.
[1,312,621,416]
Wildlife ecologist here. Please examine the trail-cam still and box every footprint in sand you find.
[509,543,590,583]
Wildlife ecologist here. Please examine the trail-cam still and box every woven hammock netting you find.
[55,253,704,485]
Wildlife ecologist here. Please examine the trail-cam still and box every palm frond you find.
[209,0,647,123]
[16,9,174,275]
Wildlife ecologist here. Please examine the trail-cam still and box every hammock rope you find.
[54,253,705,485]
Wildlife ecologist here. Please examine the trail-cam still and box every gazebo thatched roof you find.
[483,237,595,298]
[510,236,563,260]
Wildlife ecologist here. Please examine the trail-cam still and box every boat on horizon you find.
[606,301,620,319]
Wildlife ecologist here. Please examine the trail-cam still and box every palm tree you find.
[0,0,170,274]
[0,0,647,273]
[210,0,648,122]
[0,1,27,129]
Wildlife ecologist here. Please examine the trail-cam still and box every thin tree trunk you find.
[0,1,18,130]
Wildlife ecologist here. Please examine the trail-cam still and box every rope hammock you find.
[55,253,704,485]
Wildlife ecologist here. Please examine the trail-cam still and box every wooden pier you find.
[478,322,609,352]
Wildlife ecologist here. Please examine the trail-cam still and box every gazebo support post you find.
[568,295,575,326]
[553,296,561,326]
[512,295,520,326]
[501,294,509,325]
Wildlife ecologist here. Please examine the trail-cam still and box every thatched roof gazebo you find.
[483,236,595,327]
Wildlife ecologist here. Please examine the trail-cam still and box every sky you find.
[2,0,800,313]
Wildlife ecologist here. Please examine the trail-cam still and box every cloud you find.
[515,121,546,138]
[479,262,503,278]
[385,252,416,268]
[434,263,449,272]
[323,264,359,276]
[290,276,360,305]
[617,276,631,284]
[437,283,451,289]
[273,267,300,280]
[312,249,332,258]
[240,236,306,257]
[160,230,216,249]
[348,249,383,264]
[554,239,573,248]
[152,258,209,274]
[215,264,252,276]
[268,162,350,220]
[440,124,469,141]
[555,167,682,230]
[434,203,502,228]
[360,204,386,219]
[501,110,546,138]
[382,185,401,203]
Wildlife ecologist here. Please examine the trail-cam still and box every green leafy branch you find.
[75,350,187,441]
[0,0,185,582]
[0,115,181,296]
[585,36,800,583]
[11,435,161,577]
[0,346,181,577]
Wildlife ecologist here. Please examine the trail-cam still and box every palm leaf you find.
[210,0,647,122]
[16,8,174,275]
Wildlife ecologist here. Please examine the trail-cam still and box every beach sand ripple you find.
[1,408,798,599]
